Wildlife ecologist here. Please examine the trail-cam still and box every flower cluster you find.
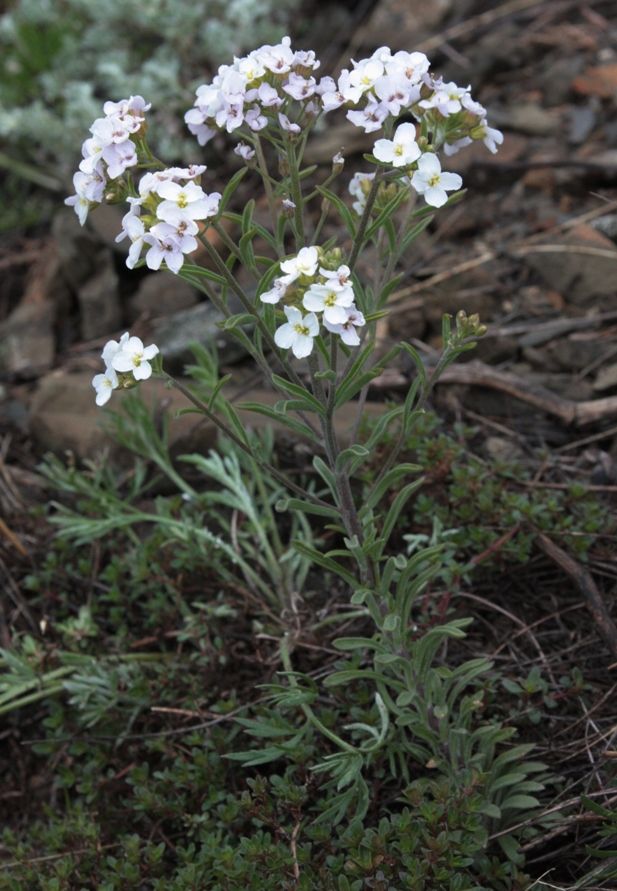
[92,332,159,406]
[322,46,502,156]
[114,166,221,274]
[260,247,365,358]
[185,35,324,145]
[65,96,150,225]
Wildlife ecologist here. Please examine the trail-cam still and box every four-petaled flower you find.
[410,153,462,207]
[280,246,319,282]
[373,122,421,168]
[111,336,159,380]
[274,306,319,358]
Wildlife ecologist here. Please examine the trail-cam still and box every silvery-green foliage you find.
[0,0,299,172]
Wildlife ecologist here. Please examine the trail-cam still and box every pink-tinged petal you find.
[418,153,441,175]
[439,172,463,191]
[292,334,314,359]
[340,327,361,346]
[127,241,142,269]
[133,362,152,380]
[424,186,448,208]
[164,251,183,274]
[274,323,295,349]
[145,246,164,270]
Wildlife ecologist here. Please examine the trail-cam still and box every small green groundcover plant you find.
[7,35,609,890]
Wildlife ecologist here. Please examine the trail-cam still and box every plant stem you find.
[280,634,358,754]
[348,172,383,273]
[253,135,284,257]
[165,374,327,509]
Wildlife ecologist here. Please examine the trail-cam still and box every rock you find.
[568,104,597,145]
[87,204,125,250]
[591,214,617,242]
[594,363,617,392]
[51,209,102,290]
[572,64,617,99]
[520,224,617,305]
[128,272,199,322]
[0,301,56,379]
[29,370,384,458]
[492,103,560,136]
[77,257,122,341]
[151,302,248,371]
[542,57,585,106]
[356,0,453,51]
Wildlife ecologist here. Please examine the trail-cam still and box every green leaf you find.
[364,188,408,242]
[292,541,357,588]
[276,498,340,520]
[501,794,541,811]
[236,401,317,442]
[219,166,248,213]
[271,373,324,416]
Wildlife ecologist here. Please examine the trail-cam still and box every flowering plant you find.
[62,37,539,833]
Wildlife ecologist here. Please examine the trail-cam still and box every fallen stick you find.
[536,534,617,658]
[434,359,617,427]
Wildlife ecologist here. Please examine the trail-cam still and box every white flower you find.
[319,264,351,290]
[101,139,138,179]
[373,122,421,167]
[283,73,316,101]
[324,306,366,346]
[101,332,130,369]
[410,153,462,208]
[280,246,319,281]
[65,191,91,226]
[112,336,159,381]
[92,367,119,406]
[257,82,282,107]
[274,306,319,359]
[443,136,472,156]
[115,212,145,269]
[156,180,220,224]
[245,105,267,131]
[144,221,199,274]
[302,282,354,325]
[348,171,375,215]
[346,101,388,133]
[185,107,217,146]
[348,58,385,96]
[234,142,255,161]
[476,121,503,154]
[260,275,291,305]
[420,81,470,117]
[387,51,430,84]
[373,74,413,116]
[278,112,300,134]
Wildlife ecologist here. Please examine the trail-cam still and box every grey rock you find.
[0,301,55,378]
[77,257,122,340]
[151,301,248,371]
[129,272,199,322]
[568,103,597,145]
[592,214,617,242]
[594,362,617,392]
[52,209,101,290]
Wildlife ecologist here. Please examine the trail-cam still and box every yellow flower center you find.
[428,174,441,187]
[177,193,188,208]
[293,323,309,336]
